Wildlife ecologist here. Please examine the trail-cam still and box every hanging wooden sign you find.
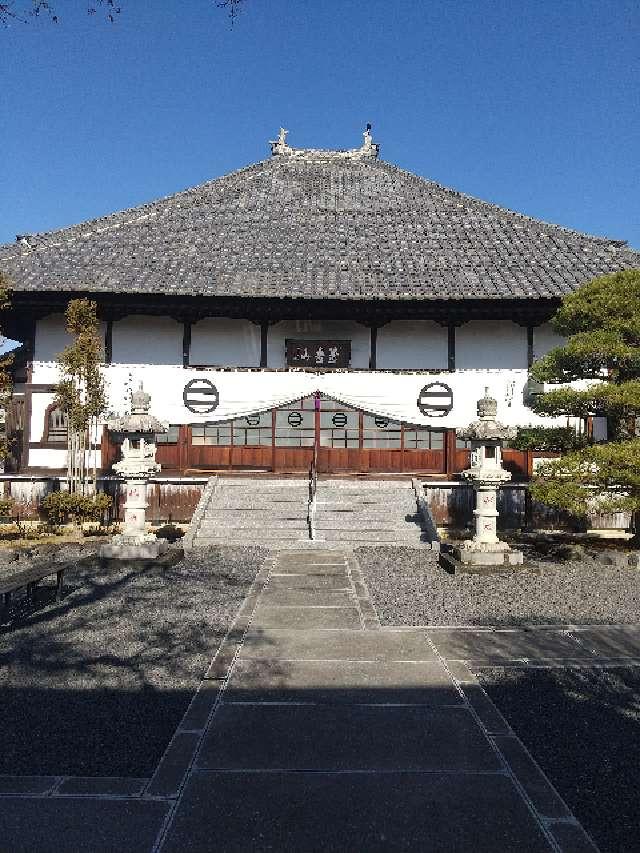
[285,339,351,369]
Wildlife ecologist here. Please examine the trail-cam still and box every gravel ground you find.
[356,546,640,625]
[0,545,265,777]
[478,666,640,853]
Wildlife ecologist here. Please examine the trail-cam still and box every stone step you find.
[199,518,310,531]
[217,483,309,491]
[314,517,425,530]
[204,509,309,519]
[316,481,414,490]
[315,507,420,518]
[209,499,308,509]
[195,528,310,542]
[314,529,427,542]
[315,492,418,507]
[315,489,415,499]
[216,479,308,488]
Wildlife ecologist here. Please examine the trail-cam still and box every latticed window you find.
[47,406,68,443]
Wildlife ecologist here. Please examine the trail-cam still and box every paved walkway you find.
[158,550,598,852]
[4,548,629,850]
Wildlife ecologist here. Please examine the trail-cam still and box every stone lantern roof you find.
[108,382,166,436]
[457,387,517,443]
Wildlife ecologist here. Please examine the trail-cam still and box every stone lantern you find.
[99,383,169,559]
[450,388,524,569]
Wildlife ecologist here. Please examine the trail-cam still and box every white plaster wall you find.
[28,448,67,468]
[456,321,527,370]
[34,314,73,363]
[533,322,566,360]
[111,316,182,365]
[190,317,260,367]
[376,321,448,370]
[267,320,370,369]
[29,392,55,442]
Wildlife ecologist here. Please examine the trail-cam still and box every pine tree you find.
[529,269,640,540]
[54,298,106,494]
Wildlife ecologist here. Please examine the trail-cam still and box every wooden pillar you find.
[182,321,192,368]
[260,322,269,368]
[447,325,456,372]
[271,408,277,472]
[178,425,190,474]
[104,320,113,364]
[369,326,378,370]
[526,326,535,368]
[20,367,33,473]
[445,429,457,479]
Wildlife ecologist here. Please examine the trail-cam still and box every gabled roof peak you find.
[269,124,380,160]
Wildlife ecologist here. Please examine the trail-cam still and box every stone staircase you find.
[312,479,430,546]
[186,477,311,548]
[186,476,435,549]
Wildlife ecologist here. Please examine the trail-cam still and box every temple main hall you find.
[1,127,638,477]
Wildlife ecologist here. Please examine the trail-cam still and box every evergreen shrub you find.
[42,491,112,525]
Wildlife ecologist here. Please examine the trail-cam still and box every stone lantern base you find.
[100,534,169,561]
[440,541,524,574]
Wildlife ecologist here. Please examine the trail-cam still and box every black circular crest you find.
[245,415,260,427]
[374,416,389,429]
[332,412,348,428]
[417,382,454,417]
[183,379,220,414]
[288,411,303,428]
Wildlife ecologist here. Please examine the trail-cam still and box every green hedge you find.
[42,491,113,525]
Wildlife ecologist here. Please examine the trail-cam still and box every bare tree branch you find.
[1,1,246,27]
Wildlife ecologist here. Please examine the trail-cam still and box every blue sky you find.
[1,0,638,247]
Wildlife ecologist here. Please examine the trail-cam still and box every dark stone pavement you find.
[5,548,640,850]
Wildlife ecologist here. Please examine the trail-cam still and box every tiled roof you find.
[1,145,638,302]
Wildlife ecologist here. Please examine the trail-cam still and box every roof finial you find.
[361,123,379,158]
[270,127,290,156]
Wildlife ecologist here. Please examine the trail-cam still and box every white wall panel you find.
[456,321,527,370]
[34,314,72,363]
[377,321,448,369]
[533,322,566,360]
[190,317,260,367]
[267,320,369,369]
[28,448,67,469]
[112,316,182,365]
[34,314,106,366]
[29,392,55,442]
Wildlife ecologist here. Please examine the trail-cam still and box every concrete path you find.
[4,548,628,851]
[158,550,598,852]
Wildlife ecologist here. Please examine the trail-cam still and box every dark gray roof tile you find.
[1,152,638,301]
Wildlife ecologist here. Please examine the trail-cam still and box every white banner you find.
[98,365,558,429]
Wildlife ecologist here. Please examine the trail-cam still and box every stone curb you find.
[182,477,217,550]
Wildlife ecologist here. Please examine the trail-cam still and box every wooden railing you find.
[308,444,318,539]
